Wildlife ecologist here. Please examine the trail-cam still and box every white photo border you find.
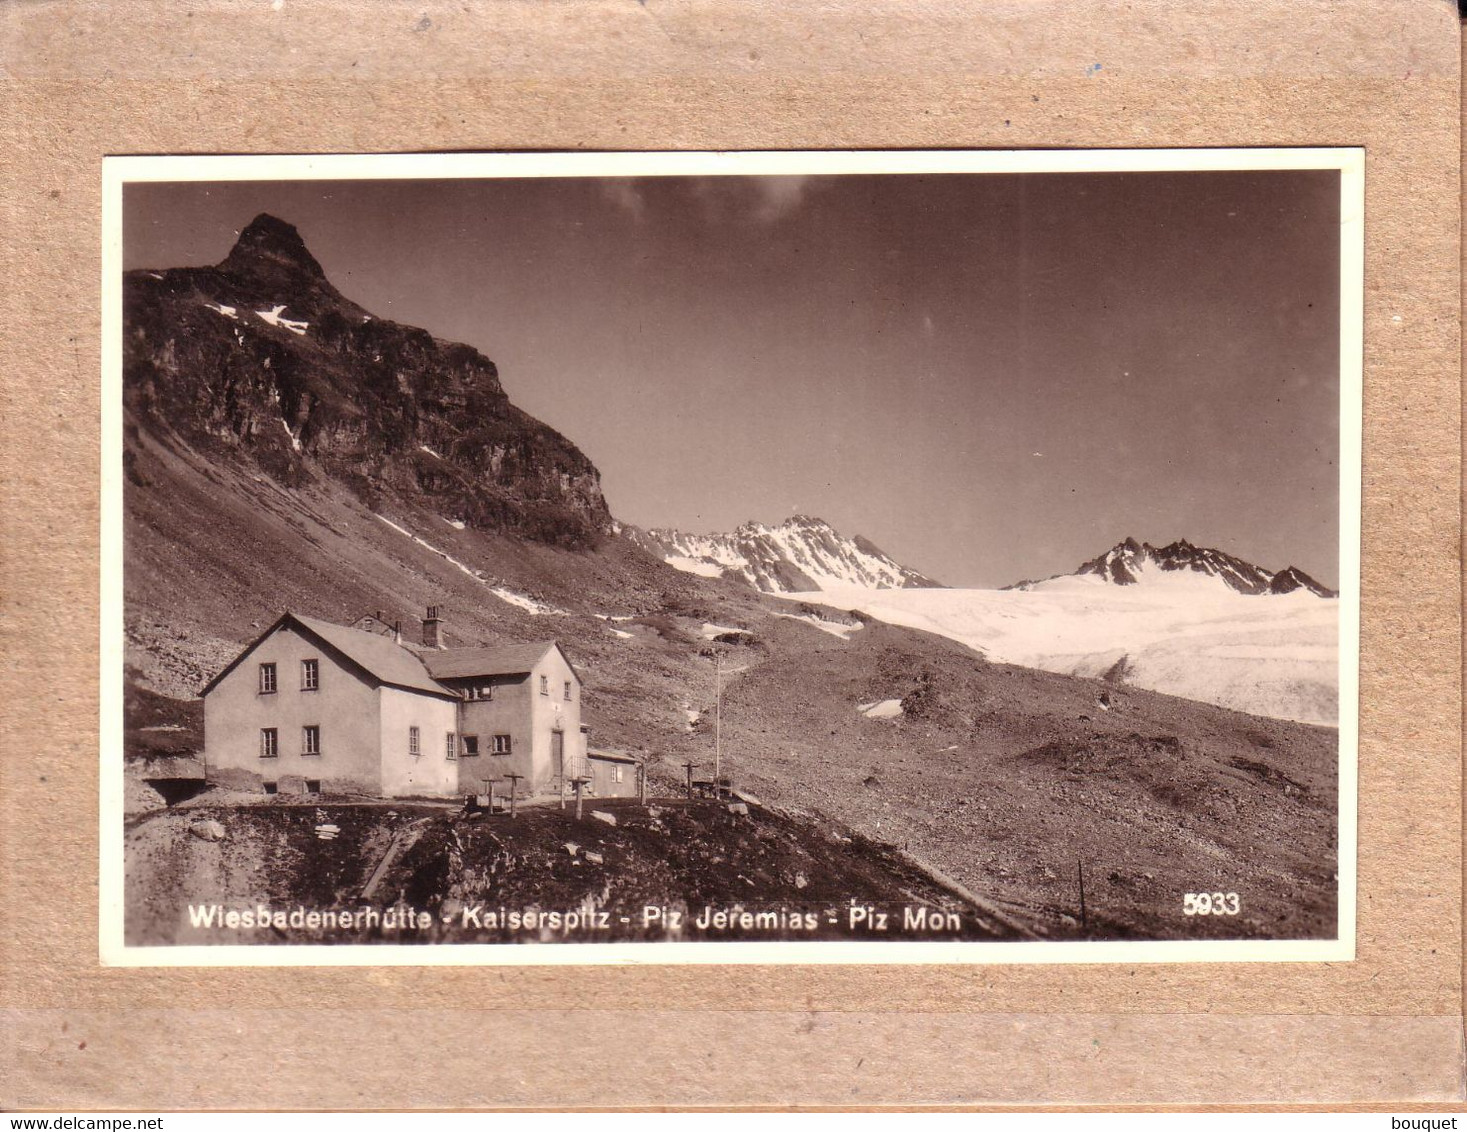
[100,148,1364,967]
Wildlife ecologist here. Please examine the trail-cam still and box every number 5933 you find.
[1182,892,1240,916]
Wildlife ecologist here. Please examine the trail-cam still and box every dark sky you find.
[123,169,1342,588]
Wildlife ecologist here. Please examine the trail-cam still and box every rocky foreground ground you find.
[125,796,1028,946]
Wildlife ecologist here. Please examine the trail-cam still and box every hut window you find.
[302,725,320,756]
[305,780,321,794]
[539,675,549,696]
[445,731,457,760]
[260,728,278,758]
[492,734,512,755]
[302,658,319,691]
[564,681,572,701]
[263,782,278,795]
[461,735,479,757]
[409,726,421,756]
[258,663,277,694]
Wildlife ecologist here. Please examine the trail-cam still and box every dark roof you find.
[203,616,581,699]
[293,614,448,696]
[587,748,640,764]
[421,641,572,681]
[201,613,453,699]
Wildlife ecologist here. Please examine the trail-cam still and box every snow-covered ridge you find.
[623,515,940,594]
[780,582,1339,726]
[1014,537,1337,599]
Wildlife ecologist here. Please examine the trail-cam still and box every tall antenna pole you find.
[714,649,722,798]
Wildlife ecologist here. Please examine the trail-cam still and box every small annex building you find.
[201,610,584,799]
[585,748,641,799]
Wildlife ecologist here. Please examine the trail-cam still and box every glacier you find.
[781,576,1340,727]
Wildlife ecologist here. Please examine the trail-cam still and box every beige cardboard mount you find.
[0,0,1461,1110]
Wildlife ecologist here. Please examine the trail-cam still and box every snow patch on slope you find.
[666,556,725,579]
[374,513,566,616]
[255,304,309,335]
[375,513,483,581]
[772,611,862,640]
[491,587,569,617]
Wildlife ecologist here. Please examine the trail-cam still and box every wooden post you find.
[637,762,647,805]
[682,760,696,804]
[506,773,523,819]
[573,777,584,820]
[1077,859,1088,932]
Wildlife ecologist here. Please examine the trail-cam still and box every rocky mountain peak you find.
[733,515,830,536]
[622,516,940,594]
[1075,537,1268,593]
[1063,537,1334,597]
[1268,565,1337,598]
[218,213,329,284]
[123,213,612,548]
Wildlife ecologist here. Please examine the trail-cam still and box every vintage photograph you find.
[101,150,1361,963]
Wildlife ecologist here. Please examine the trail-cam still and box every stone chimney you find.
[422,606,444,650]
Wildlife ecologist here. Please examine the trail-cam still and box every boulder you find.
[141,756,206,781]
[189,819,226,842]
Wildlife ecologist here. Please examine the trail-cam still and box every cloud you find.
[599,178,647,221]
[600,174,814,227]
[684,175,815,226]
[750,176,810,224]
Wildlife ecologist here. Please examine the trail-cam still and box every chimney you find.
[392,620,402,645]
[422,606,444,650]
